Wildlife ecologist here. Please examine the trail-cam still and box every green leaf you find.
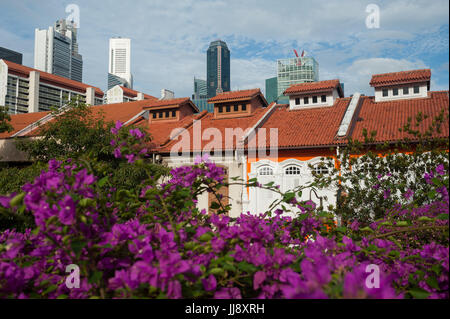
[89,271,103,285]
[209,268,225,276]
[10,193,25,207]
[210,202,221,209]
[237,261,257,273]
[199,233,213,242]
[436,213,449,220]
[43,284,58,295]
[408,288,430,299]
[426,276,439,290]
[417,216,433,222]
[71,239,87,258]
[396,221,409,227]
[98,176,108,187]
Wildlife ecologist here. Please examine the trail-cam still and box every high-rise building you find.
[206,40,230,98]
[0,59,103,114]
[277,56,319,98]
[34,19,83,82]
[0,47,22,64]
[193,77,207,99]
[108,37,132,90]
[265,77,278,104]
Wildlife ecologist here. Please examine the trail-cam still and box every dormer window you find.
[152,113,156,119]
[219,106,223,113]
[241,104,246,111]
[159,112,163,118]
[226,105,230,112]
[172,110,176,117]
[295,98,300,105]
[304,97,309,104]
[370,69,430,102]
[209,88,268,118]
[312,96,318,103]
[321,95,326,102]
[234,105,238,111]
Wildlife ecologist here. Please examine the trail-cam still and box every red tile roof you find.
[284,80,342,95]
[369,69,431,87]
[208,88,263,103]
[251,99,351,149]
[350,91,449,143]
[119,86,157,100]
[2,60,104,97]
[0,111,50,139]
[158,103,275,153]
[142,97,199,112]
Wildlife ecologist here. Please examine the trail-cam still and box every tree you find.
[0,106,13,134]
[15,100,114,162]
[311,109,449,224]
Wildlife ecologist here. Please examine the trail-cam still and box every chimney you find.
[160,89,174,100]
[137,92,145,101]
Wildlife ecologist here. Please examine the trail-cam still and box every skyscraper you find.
[206,40,230,98]
[0,47,22,64]
[277,55,319,98]
[108,37,133,90]
[34,19,83,82]
[193,77,207,99]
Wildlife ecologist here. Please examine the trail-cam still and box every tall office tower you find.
[0,47,23,64]
[206,40,230,98]
[276,55,319,98]
[34,19,83,82]
[193,77,207,99]
[108,37,133,90]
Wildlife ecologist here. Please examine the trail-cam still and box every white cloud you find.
[0,0,448,97]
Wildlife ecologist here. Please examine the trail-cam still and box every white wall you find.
[374,82,428,102]
[288,88,338,110]
[248,157,337,218]
[0,60,7,107]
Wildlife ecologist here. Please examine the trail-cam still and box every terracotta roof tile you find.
[0,111,50,139]
[158,103,274,153]
[350,91,449,143]
[2,60,104,96]
[208,88,262,103]
[119,86,157,100]
[141,97,199,112]
[284,80,341,95]
[369,69,431,87]
[252,99,351,149]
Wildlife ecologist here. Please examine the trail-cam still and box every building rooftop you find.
[369,69,431,87]
[2,59,103,97]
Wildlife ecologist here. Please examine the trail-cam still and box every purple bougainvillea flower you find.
[113,148,122,159]
[214,287,242,299]
[436,164,446,176]
[383,189,391,199]
[58,195,76,225]
[202,275,217,292]
[125,154,136,164]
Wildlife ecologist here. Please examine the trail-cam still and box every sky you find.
[0,0,448,98]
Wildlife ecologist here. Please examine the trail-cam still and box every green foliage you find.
[311,109,449,224]
[15,100,114,162]
[0,106,13,134]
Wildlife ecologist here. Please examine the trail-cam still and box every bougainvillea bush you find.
[0,122,448,299]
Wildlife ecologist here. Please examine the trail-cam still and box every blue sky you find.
[0,0,448,98]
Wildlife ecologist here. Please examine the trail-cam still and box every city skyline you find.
[0,0,448,99]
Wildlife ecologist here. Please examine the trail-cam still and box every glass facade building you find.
[265,77,278,104]
[277,56,319,97]
[193,77,207,99]
[207,40,230,98]
[0,47,22,64]
[192,98,214,113]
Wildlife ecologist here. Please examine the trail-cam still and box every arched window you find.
[259,166,274,176]
[285,166,301,175]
